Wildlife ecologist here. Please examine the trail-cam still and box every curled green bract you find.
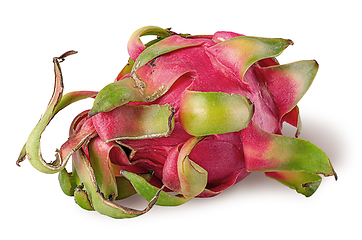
[17,51,98,174]
[121,170,190,206]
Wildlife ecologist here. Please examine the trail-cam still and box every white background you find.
[1,1,360,239]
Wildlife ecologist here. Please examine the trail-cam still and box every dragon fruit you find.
[17,26,337,218]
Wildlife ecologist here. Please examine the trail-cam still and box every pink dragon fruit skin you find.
[17,26,337,218]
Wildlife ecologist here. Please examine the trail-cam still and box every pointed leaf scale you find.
[114,177,137,200]
[116,57,134,81]
[121,170,190,206]
[127,26,172,61]
[89,77,144,116]
[92,103,175,142]
[132,35,205,73]
[207,36,293,81]
[257,60,318,127]
[114,172,152,200]
[180,157,208,198]
[58,168,77,196]
[242,121,337,178]
[18,52,97,172]
[18,93,96,167]
[24,51,84,174]
[177,137,208,198]
[25,55,66,173]
[55,91,98,113]
[88,137,118,201]
[282,106,302,138]
[265,171,322,197]
[58,117,97,161]
[180,90,254,136]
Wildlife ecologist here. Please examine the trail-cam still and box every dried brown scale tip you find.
[16,145,26,167]
[16,158,25,167]
[330,161,338,181]
[56,50,78,62]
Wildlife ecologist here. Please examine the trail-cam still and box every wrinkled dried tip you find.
[16,145,27,167]
[55,50,78,62]
[16,158,24,167]
[332,170,338,181]
[328,159,338,181]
